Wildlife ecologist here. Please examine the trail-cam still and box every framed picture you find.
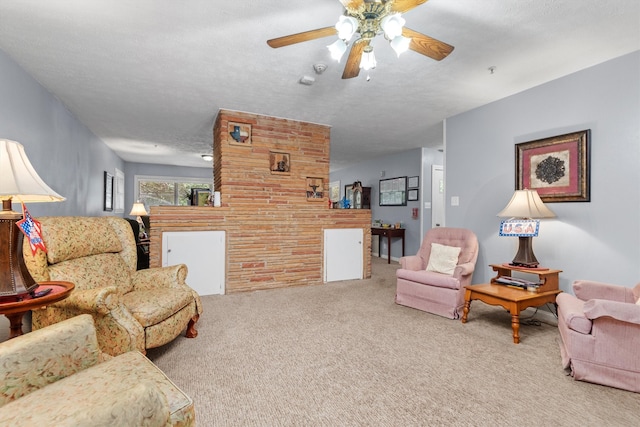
[103,171,113,211]
[191,188,211,206]
[516,130,590,202]
[408,176,419,189]
[379,176,407,206]
[408,189,419,201]
[329,180,341,203]
[270,151,290,174]
[306,177,324,201]
[228,122,252,146]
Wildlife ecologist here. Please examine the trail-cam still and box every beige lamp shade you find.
[129,201,148,216]
[0,139,65,202]
[497,189,555,219]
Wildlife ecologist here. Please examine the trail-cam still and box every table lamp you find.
[0,139,65,298]
[497,189,555,267]
[129,201,148,238]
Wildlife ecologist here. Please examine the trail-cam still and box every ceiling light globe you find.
[327,39,348,62]
[390,35,411,57]
[359,47,377,71]
[335,16,359,41]
[381,13,405,40]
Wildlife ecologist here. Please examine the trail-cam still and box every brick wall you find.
[150,110,371,293]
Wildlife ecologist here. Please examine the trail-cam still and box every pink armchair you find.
[395,227,478,319]
[23,216,202,357]
[556,280,640,392]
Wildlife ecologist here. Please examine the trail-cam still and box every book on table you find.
[495,276,541,289]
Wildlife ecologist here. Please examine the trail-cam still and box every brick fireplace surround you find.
[149,109,371,293]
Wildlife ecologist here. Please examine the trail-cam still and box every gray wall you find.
[331,147,443,259]
[445,51,640,291]
[0,49,124,217]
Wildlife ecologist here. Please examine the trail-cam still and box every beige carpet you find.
[147,257,636,426]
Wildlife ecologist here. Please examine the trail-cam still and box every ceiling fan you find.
[267,0,454,79]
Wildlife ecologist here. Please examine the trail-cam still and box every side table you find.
[371,227,405,264]
[0,281,74,339]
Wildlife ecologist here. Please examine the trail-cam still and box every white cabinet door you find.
[162,231,225,295]
[324,228,363,282]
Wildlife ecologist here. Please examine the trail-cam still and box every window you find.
[134,175,213,207]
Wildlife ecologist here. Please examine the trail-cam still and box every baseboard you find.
[520,305,558,326]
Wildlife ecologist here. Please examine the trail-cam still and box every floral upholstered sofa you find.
[0,314,194,426]
[23,216,202,356]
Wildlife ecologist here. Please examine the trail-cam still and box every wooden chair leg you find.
[185,314,199,338]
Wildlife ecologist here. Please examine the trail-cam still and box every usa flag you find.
[16,203,47,255]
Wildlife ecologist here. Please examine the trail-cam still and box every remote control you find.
[33,288,52,298]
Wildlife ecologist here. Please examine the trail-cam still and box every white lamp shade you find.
[390,35,411,57]
[359,47,377,71]
[129,201,148,216]
[335,16,358,41]
[327,39,348,62]
[0,139,65,202]
[381,13,405,40]
[497,189,555,219]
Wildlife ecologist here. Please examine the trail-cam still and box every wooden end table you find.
[461,264,562,344]
[371,227,405,264]
[0,281,74,339]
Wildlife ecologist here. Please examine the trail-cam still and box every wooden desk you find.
[461,284,561,344]
[0,281,74,339]
[371,227,405,264]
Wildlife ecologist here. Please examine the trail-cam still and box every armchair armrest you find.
[52,287,119,315]
[454,261,476,277]
[400,255,424,271]
[131,264,188,291]
[573,280,636,303]
[0,314,101,405]
[583,299,640,325]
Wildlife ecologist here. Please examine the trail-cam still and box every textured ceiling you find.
[0,0,638,170]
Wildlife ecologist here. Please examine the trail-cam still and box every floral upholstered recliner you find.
[23,216,202,356]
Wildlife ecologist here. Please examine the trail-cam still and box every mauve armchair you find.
[556,280,640,392]
[396,227,478,319]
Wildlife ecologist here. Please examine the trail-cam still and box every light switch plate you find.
[451,196,459,206]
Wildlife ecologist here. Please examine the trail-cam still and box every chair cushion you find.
[48,253,134,294]
[41,217,123,264]
[122,289,195,327]
[396,269,461,290]
[426,243,461,275]
[557,293,592,334]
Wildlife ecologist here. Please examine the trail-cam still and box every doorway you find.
[431,165,444,228]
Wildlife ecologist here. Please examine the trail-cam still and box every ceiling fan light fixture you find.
[327,39,348,62]
[390,35,411,57]
[359,46,377,71]
[335,16,359,41]
[381,13,405,40]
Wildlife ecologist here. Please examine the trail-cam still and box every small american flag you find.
[17,203,47,255]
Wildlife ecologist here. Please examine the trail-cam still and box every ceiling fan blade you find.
[391,0,429,13]
[339,0,364,11]
[402,27,454,61]
[342,39,369,79]
[267,26,337,48]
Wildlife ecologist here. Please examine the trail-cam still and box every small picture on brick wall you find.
[270,151,290,174]
[306,177,324,200]
[228,122,252,145]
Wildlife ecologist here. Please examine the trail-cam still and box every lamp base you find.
[0,200,38,298]
[509,236,540,268]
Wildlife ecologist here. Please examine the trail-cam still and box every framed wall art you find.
[408,189,419,201]
[103,171,113,211]
[228,122,252,146]
[270,151,290,174]
[408,176,419,189]
[516,129,590,203]
[379,176,407,206]
[306,177,324,201]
